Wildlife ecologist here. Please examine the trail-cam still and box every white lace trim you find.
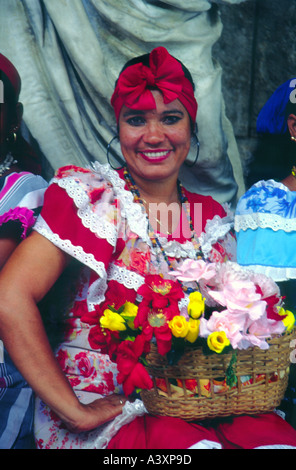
[33,217,107,279]
[154,238,197,259]
[86,275,109,311]
[199,211,234,257]
[107,263,145,291]
[91,163,151,245]
[84,399,147,449]
[238,264,296,282]
[53,174,119,247]
[52,163,234,262]
[235,213,296,233]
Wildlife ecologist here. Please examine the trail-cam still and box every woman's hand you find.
[63,394,129,434]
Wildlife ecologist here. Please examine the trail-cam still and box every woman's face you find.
[118,90,191,187]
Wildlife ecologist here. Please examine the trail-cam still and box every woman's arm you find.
[0,231,126,432]
[0,237,19,269]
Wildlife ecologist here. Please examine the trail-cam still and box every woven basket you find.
[140,331,296,421]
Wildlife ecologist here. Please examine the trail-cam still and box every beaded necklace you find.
[0,153,18,177]
[123,167,204,293]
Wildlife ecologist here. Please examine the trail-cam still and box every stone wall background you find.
[213,0,296,189]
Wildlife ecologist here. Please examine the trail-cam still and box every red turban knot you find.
[111,47,197,124]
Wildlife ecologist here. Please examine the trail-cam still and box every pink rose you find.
[170,259,216,283]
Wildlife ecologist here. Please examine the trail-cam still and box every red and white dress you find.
[33,163,296,449]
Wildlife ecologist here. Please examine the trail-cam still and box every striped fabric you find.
[0,171,48,449]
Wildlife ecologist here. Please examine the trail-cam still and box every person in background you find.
[235,78,296,428]
[0,53,48,448]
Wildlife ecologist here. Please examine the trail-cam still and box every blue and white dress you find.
[235,179,296,282]
[0,171,48,449]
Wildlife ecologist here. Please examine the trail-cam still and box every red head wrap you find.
[111,47,197,124]
[0,53,21,100]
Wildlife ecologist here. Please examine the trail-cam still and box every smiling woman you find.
[0,47,295,449]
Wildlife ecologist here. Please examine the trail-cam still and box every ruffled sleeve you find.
[33,165,122,276]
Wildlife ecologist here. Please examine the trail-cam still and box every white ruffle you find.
[154,238,197,259]
[107,263,145,291]
[50,163,234,264]
[199,211,234,258]
[33,216,107,279]
[238,264,296,282]
[84,399,147,449]
[54,173,119,247]
[92,163,151,245]
[235,213,296,233]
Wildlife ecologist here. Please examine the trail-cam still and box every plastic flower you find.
[141,314,174,356]
[88,324,120,358]
[169,315,189,338]
[100,308,127,331]
[185,318,200,343]
[135,275,184,355]
[187,291,205,319]
[278,307,295,332]
[200,311,243,349]
[99,280,137,315]
[116,335,153,396]
[207,331,230,354]
[209,279,266,321]
[121,302,138,329]
[170,259,216,283]
[136,274,184,318]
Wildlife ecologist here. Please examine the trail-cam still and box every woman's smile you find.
[138,149,172,163]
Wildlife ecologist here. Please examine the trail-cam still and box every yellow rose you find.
[185,318,200,343]
[121,302,138,329]
[188,291,205,319]
[279,307,295,332]
[207,331,230,354]
[169,315,189,338]
[100,309,126,331]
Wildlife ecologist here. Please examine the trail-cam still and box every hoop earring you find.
[5,130,17,146]
[184,133,200,167]
[106,135,125,170]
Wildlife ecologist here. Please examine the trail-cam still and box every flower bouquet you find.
[89,261,296,420]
